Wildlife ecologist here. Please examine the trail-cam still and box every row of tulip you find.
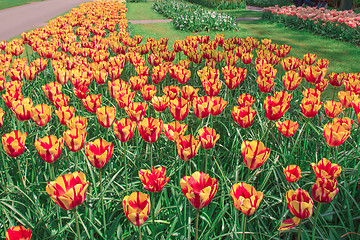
[0,0,359,239]
[263,5,360,44]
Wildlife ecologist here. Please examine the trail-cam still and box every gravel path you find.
[0,0,90,41]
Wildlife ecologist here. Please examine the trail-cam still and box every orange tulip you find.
[210,96,227,116]
[151,65,167,85]
[283,71,302,91]
[276,120,299,137]
[300,97,323,118]
[35,135,64,163]
[52,93,69,109]
[129,75,147,91]
[193,96,212,119]
[93,69,108,85]
[232,106,257,129]
[123,192,150,226]
[67,116,87,130]
[264,95,290,121]
[176,134,200,161]
[2,130,27,158]
[23,65,38,81]
[55,106,75,125]
[163,121,187,141]
[151,95,169,112]
[338,91,357,108]
[332,117,353,131]
[181,85,199,101]
[31,104,52,127]
[115,90,135,109]
[198,127,220,150]
[85,139,114,169]
[202,78,222,97]
[324,101,343,118]
[5,226,32,240]
[42,82,62,102]
[169,98,191,121]
[125,102,148,122]
[310,158,342,180]
[237,93,255,108]
[180,171,218,209]
[141,84,156,101]
[2,90,23,109]
[11,97,33,121]
[283,165,301,183]
[137,118,163,143]
[286,188,314,219]
[303,53,317,65]
[96,106,116,128]
[113,118,136,143]
[63,128,87,152]
[323,122,350,147]
[281,56,300,71]
[46,171,89,210]
[241,140,270,170]
[311,178,339,204]
[139,166,169,192]
[328,72,346,87]
[229,182,264,216]
[163,85,180,100]
[82,94,102,113]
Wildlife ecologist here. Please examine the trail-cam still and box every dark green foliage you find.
[246,0,292,7]
[184,0,246,10]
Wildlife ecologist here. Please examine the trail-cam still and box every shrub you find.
[184,0,246,10]
[153,0,240,32]
[246,0,292,7]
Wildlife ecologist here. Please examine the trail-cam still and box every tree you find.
[340,0,353,10]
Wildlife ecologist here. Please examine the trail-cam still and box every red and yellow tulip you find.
[123,192,150,226]
[229,182,264,216]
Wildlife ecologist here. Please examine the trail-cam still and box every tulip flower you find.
[176,134,201,161]
[281,56,300,71]
[332,117,353,131]
[202,78,222,97]
[193,96,212,119]
[283,71,302,91]
[241,140,270,170]
[46,171,89,211]
[323,122,350,147]
[11,97,33,121]
[5,226,32,240]
[23,65,38,81]
[116,91,135,109]
[85,139,114,169]
[93,69,108,85]
[151,95,169,112]
[237,93,255,108]
[303,65,326,84]
[55,106,75,125]
[300,97,323,118]
[35,135,64,163]
[141,84,156,101]
[67,116,87,130]
[229,182,264,216]
[311,178,339,204]
[222,66,247,90]
[139,166,169,193]
[108,79,130,99]
[54,67,70,85]
[63,128,87,152]
[163,121,187,141]
[198,127,220,150]
[137,118,163,143]
[283,165,301,183]
[52,93,69,109]
[125,102,148,122]
[151,65,167,85]
[163,85,180,100]
[129,76,147,91]
[96,106,116,128]
[113,118,136,143]
[180,171,218,209]
[82,94,102,113]
[286,188,314,219]
[0,107,4,128]
[324,101,344,118]
[310,158,342,180]
[42,82,62,102]
[338,91,357,108]
[264,95,290,121]
[123,192,150,226]
[328,72,346,87]
[303,53,317,65]
[169,98,191,121]
[2,130,27,158]
[210,96,227,116]
[181,85,199,101]
[31,104,52,127]
[2,90,23,109]
[276,120,299,137]
[232,106,257,129]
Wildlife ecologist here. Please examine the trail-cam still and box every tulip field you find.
[0,0,360,239]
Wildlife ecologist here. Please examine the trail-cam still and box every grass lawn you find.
[220,9,263,18]
[0,0,44,10]
[126,2,360,73]
[126,2,168,20]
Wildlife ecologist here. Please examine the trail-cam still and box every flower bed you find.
[184,0,246,10]
[153,0,239,31]
[263,5,360,44]
[0,0,359,239]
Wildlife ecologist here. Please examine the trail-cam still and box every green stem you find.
[16,157,25,187]
[195,209,200,240]
[124,143,129,194]
[99,169,106,237]
[50,163,55,180]
[205,149,208,173]
[298,220,302,240]
[241,214,246,240]
[74,151,77,171]
[312,202,322,240]
[73,208,82,240]
[152,192,156,240]
[139,225,142,240]
[150,143,153,167]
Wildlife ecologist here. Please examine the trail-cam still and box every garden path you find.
[0,0,90,41]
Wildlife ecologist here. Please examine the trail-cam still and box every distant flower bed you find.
[263,5,360,45]
[184,0,246,10]
[153,0,239,32]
